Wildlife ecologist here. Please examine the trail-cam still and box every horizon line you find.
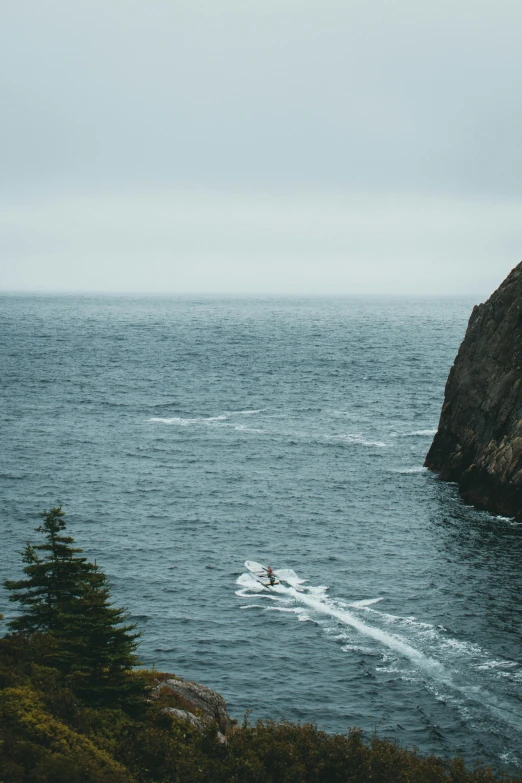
[0,289,488,299]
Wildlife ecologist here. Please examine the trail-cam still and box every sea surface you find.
[2,294,522,770]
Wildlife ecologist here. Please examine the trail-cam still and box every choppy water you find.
[2,294,522,770]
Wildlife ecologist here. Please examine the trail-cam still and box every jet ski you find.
[245,560,279,587]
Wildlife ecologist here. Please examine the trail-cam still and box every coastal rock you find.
[425,262,522,519]
[162,707,205,730]
[154,677,232,734]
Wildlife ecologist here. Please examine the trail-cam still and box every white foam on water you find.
[235,587,281,601]
[403,617,432,628]
[439,637,483,655]
[236,571,284,601]
[236,574,266,594]
[342,644,379,655]
[349,597,383,608]
[226,408,266,416]
[274,568,306,587]
[306,585,329,598]
[476,660,518,671]
[149,409,267,428]
[235,587,262,597]
[277,583,447,679]
[361,606,435,632]
[149,417,190,425]
[358,605,522,682]
[388,466,428,474]
[329,434,387,448]
[266,606,308,616]
[237,571,264,587]
[343,602,406,625]
[237,563,522,733]
[148,414,228,426]
[456,685,522,730]
[240,569,448,679]
[400,429,437,437]
[500,751,519,766]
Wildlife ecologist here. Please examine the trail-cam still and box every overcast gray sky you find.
[1,0,521,294]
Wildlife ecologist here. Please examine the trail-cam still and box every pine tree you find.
[5,507,91,636]
[4,507,144,707]
[63,563,142,706]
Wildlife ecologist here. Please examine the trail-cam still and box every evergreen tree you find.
[4,507,144,707]
[5,507,90,636]
[64,562,143,706]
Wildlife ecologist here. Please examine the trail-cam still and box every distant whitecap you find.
[388,466,428,474]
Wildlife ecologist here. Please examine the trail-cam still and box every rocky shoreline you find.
[426,262,522,519]
[151,675,233,741]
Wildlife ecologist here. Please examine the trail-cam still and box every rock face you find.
[425,262,522,519]
[153,678,233,735]
[162,707,205,731]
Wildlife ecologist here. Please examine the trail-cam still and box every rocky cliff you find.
[425,262,522,519]
[153,676,233,737]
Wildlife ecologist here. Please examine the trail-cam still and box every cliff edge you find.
[425,262,522,519]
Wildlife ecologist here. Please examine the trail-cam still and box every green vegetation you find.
[0,508,519,782]
[4,507,142,708]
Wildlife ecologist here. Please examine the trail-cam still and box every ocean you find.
[2,294,522,770]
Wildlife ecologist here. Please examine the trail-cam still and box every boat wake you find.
[236,563,522,738]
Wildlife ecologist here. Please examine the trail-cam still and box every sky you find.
[1,0,521,295]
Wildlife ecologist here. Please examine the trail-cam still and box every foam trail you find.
[275,583,446,679]
[282,586,522,725]
[239,566,522,732]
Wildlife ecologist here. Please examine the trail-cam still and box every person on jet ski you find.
[267,566,276,585]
